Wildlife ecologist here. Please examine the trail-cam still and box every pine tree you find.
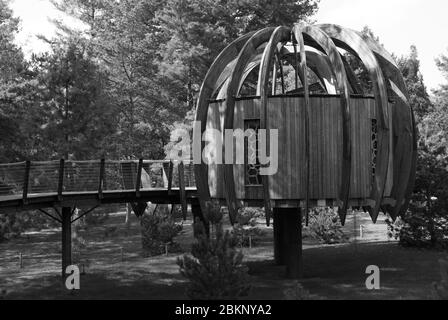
[397,46,433,123]
[177,202,251,300]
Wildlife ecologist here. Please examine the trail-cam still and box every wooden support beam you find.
[298,24,353,225]
[194,32,255,223]
[273,208,303,278]
[257,26,289,227]
[273,210,286,266]
[178,162,188,221]
[38,208,62,223]
[285,208,303,279]
[131,202,148,218]
[61,207,72,280]
[317,24,391,224]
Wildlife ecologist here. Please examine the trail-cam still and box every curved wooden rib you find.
[280,47,336,94]
[292,24,311,224]
[223,27,276,224]
[257,26,291,225]
[194,32,254,218]
[340,54,364,94]
[362,36,416,220]
[299,25,352,225]
[318,24,390,224]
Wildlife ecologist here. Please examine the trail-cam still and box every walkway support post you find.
[273,210,286,266]
[61,207,72,280]
[273,208,303,279]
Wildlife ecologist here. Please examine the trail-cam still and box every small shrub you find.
[178,227,251,300]
[236,207,264,227]
[386,205,448,249]
[232,225,265,248]
[204,201,223,226]
[84,210,110,227]
[177,201,251,300]
[140,213,183,257]
[232,208,266,247]
[305,207,348,244]
[283,281,311,300]
[392,150,448,249]
[0,212,23,242]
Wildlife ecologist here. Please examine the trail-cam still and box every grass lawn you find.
[0,210,445,300]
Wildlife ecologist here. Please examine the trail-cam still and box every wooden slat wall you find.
[350,97,374,199]
[267,96,375,200]
[209,96,380,201]
[267,97,307,200]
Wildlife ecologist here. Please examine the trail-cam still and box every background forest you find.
[0,0,448,249]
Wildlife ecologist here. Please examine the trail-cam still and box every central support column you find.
[61,207,72,280]
[273,207,303,279]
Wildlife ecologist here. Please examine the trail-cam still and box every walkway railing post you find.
[98,159,105,200]
[135,159,143,198]
[61,207,72,281]
[22,161,31,205]
[58,159,65,201]
[167,161,174,193]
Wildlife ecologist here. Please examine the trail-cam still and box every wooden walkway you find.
[0,160,198,210]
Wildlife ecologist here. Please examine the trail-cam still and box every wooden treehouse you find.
[193,24,417,278]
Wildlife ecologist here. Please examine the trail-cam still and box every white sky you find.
[10,0,448,91]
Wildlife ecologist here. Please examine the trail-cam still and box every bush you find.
[177,202,251,300]
[233,207,266,248]
[236,207,264,227]
[305,207,348,244]
[388,150,448,249]
[0,209,62,242]
[140,213,183,256]
[0,212,23,242]
[283,281,311,300]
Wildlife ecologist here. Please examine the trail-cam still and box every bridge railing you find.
[0,160,196,202]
